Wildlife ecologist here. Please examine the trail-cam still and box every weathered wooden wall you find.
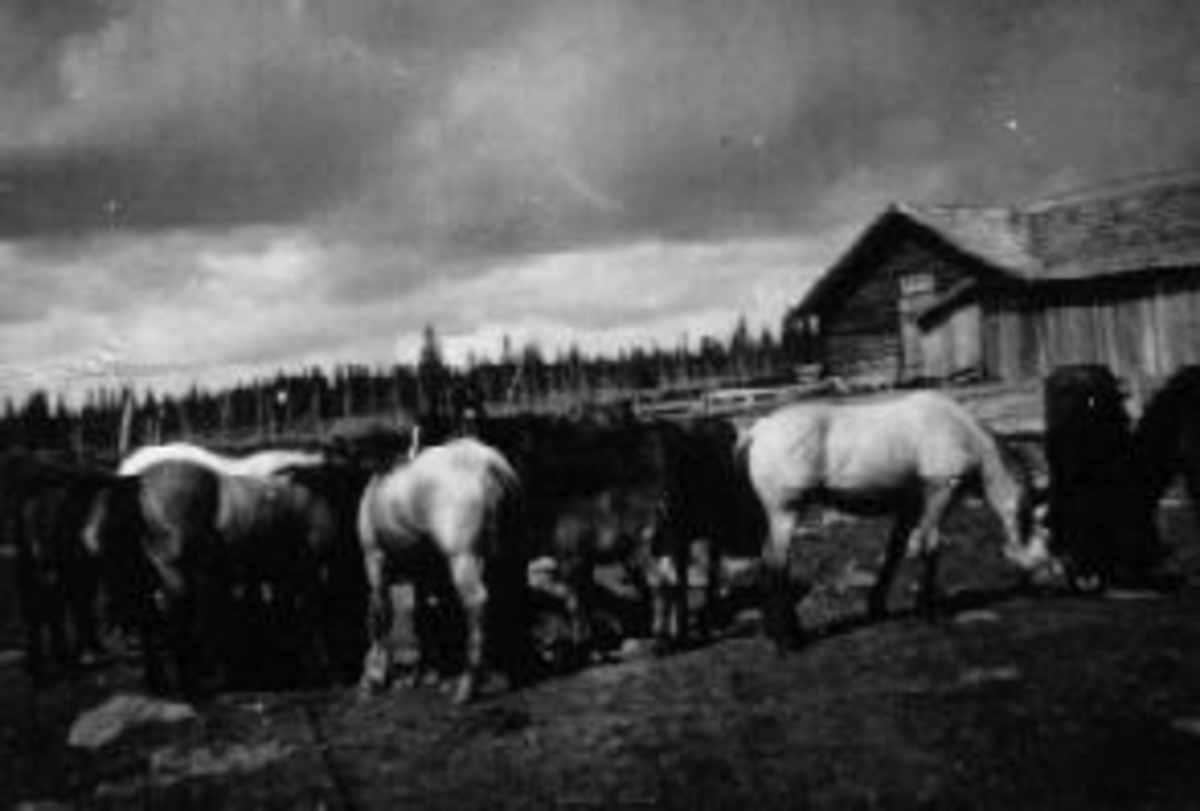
[984,271,1200,406]
[920,302,982,380]
[816,231,978,383]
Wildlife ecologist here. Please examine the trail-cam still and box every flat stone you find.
[68,694,197,750]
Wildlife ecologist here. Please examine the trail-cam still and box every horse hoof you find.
[451,678,476,705]
[1070,573,1104,594]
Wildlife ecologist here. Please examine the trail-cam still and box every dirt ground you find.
[3,503,1200,810]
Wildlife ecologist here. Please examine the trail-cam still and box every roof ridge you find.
[896,201,1015,215]
[1024,168,1200,212]
[893,202,1037,274]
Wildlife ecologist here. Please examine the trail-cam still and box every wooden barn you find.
[785,173,1200,402]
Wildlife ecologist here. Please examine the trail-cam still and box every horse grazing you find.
[119,441,325,479]
[741,390,1057,649]
[1045,365,1169,588]
[93,458,358,694]
[0,452,117,681]
[482,413,680,658]
[1134,365,1200,545]
[483,411,758,660]
[357,437,527,704]
[544,487,666,658]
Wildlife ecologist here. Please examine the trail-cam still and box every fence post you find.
[116,388,134,460]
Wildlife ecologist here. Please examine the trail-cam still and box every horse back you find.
[749,392,988,498]
[120,443,221,477]
[136,462,223,564]
[362,439,518,560]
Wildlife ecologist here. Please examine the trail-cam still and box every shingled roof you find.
[799,172,1200,314]
[895,203,1038,276]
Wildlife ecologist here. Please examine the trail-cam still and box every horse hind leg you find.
[360,548,395,695]
[47,571,76,666]
[449,553,488,705]
[908,480,961,619]
[868,497,920,621]
[67,559,106,666]
[699,537,723,641]
[656,539,692,653]
[761,508,804,654]
[666,533,691,650]
[411,573,460,689]
[561,555,597,663]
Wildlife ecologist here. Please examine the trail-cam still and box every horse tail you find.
[355,475,380,555]
[489,448,523,535]
[493,451,521,501]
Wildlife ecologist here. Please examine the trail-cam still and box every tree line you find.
[0,318,805,459]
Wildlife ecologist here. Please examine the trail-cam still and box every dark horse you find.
[92,456,366,694]
[1133,366,1200,551]
[0,451,117,682]
[482,410,760,660]
[1045,365,1170,588]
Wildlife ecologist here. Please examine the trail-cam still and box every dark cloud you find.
[331,0,1200,264]
[0,0,409,238]
[0,0,1196,263]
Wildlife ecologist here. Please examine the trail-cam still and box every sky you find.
[1,0,1198,401]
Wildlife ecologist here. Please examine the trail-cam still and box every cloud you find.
[3,0,1199,248]
[0,227,847,402]
[0,1,1193,247]
[1,0,1199,399]
[0,0,406,237]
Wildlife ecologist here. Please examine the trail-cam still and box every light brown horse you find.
[741,391,1057,649]
[90,458,358,694]
[357,437,526,704]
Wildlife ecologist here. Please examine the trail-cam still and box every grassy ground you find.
[2,503,1197,809]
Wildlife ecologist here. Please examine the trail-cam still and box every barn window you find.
[900,272,935,297]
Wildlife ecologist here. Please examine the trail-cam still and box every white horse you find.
[741,390,1057,648]
[119,442,325,479]
[357,437,522,704]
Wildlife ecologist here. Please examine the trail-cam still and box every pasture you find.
[2,500,1198,809]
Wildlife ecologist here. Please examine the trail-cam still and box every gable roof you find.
[795,205,1031,315]
[797,171,1200,315]
[896,203,1038,276]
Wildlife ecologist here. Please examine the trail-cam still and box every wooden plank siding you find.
[796,177,1200,398]
[983,270,1200,406]
[815,231,980,383]
[920,303,982,380]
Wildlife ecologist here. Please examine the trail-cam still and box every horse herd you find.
[2,368,1197,705]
